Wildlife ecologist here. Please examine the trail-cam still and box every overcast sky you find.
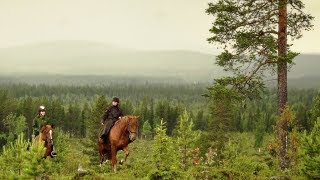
[0,0,319,54]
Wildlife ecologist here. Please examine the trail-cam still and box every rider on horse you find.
[100,97,123,144]
[33,105,57,157]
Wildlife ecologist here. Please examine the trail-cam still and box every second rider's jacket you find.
[101,105,123,124]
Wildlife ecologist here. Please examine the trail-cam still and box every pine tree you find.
[254,112,266,148]
[308,93,320,130]
[300,118,320,178]
[175,109,200,171]
[142,120,152,140]
[121,99,134,115]
[206,1,314,170]
[24,138,52,179]
[0,90,18,146]
[206,0,314,112]
[204,85,239,152]
[1,113,27,144]
[46,98,65,127]
[84,95,107,165]
[0,133,29,178]
[18,96,35,140]
[194,110,207,131]
[80,103,91,138]
[0,133,52,179]
[149,119,180,179]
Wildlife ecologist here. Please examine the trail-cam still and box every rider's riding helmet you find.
[112,97,120,103]
[38,105,46,112]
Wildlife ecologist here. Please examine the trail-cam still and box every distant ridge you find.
[0,40,221,82]
[0,40,319,84]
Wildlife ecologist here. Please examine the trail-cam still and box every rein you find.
[127,122,137,134]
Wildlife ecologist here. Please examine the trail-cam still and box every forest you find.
[1,0,320,179]
[0,78,319,179]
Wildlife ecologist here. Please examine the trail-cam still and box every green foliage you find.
[0,80,320,178]
[300,118,320,179]
[0,113,26,143]
[0,130,94,179]
[254,112,267,148]
[0,133,29,178]
[49,128,81,175]
[0,90,18,147]
[308,93,320,130]
[221,135,272,178]
[271,106,299,171]
[206,0,314,98]
[141,120,152,140]
[175,109,200,171]
[149,120,181,179]
[18,96,36,140]
[205,85,240,152]
[0,133,52,179]
[194,110,208,131]
[65,104,83,137]
[190,132,273,179]
[24,139,52,178]
[104,139,154,179]
[84,95,107,165]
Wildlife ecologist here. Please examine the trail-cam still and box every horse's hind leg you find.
[120,146,129,165]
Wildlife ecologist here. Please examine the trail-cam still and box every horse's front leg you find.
[99,152,104,166]
[98,143,104,166]
[120,145,129,165]
[44,144,53,158]
[111,145,117,172]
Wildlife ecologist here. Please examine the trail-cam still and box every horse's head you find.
[40,124,54,145]
[126,116,139,142]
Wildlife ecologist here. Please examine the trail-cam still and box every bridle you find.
[127,122,137,135]
[42,128,53,145]
[126,118,138,142]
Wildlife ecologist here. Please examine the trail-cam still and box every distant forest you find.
[0,76,320,179]
[0,76,318,142]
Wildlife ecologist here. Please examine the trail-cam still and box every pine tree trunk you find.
[278,0,288,114]
[278,0,289,170]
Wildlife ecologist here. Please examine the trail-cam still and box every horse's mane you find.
[112,116,138,134]
[114,115,137,125]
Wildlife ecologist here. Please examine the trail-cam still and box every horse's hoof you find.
[51,151,57,157]
[104,160,110,164]
[119,159,124,165]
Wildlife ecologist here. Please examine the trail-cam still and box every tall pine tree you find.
[206,0,314,170]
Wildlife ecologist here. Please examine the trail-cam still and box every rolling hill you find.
[0,40,319,86]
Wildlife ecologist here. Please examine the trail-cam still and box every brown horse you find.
[98,115,139,172]
[35,124,55,158]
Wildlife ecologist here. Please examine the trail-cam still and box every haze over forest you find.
[0,40,319,86]
[1,0,320,86]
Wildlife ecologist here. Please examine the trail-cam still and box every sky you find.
[0,0,319,54]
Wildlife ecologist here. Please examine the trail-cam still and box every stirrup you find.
[51,151,57,157]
